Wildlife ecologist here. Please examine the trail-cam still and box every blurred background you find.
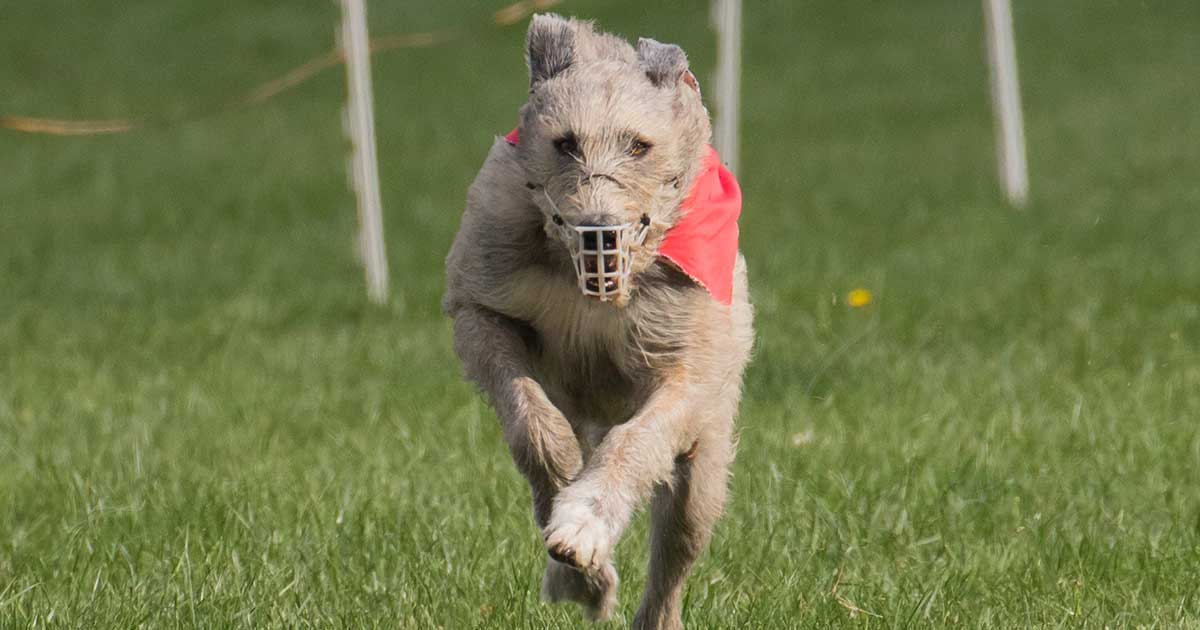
[2,1,1198,627]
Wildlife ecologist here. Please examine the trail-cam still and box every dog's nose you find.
[583,231,617,251]
[577,221,622,249]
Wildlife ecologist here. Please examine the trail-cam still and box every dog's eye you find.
[629,139,652,158]
[554,135,579,157]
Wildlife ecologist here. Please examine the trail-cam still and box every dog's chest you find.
[497,267,647,421]
[496,266,621,340]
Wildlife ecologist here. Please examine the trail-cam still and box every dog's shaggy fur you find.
[443,14,753,629]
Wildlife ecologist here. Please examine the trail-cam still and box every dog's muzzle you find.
[560,219,650,301]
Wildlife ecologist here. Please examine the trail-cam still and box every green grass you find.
[3,0,1199,627]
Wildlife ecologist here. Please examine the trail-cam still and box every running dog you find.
[444,14,753,629]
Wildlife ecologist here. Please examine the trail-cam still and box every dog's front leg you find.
[450,305,582,525]
[543,373,695,570]
[452,305,621,619]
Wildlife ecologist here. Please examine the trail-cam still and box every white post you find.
[339,0,390,303]
[984,0,1029,207]
[710,0,742,173]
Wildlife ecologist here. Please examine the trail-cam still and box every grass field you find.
[3,0,1200,627]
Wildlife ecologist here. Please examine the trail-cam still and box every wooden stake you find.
[984,0,1030,207]
[340,0,390,303]
[711,0,742,174]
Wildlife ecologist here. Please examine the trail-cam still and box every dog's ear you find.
[637,38,698,93]
[526,14,576,87]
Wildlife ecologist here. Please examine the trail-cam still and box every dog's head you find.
[516,14,711,305]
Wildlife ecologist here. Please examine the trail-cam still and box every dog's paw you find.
[543,496,613,571]
[541,558,619,621]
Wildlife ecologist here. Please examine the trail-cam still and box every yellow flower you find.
[847,288,872,308]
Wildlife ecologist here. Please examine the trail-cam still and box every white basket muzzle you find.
[563,222,649,301]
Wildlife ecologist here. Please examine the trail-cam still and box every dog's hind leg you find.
[632,428,734,630]
[541,557,619,621]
